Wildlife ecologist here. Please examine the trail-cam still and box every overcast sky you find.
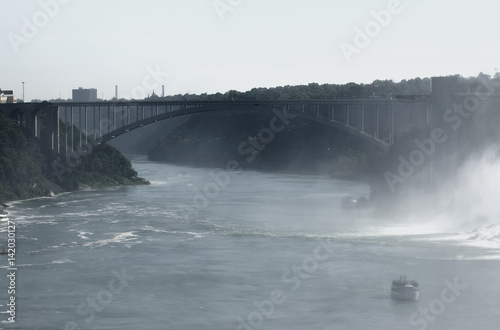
[1,0,499,101]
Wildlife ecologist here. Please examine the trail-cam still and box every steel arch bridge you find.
[51,99,430,154]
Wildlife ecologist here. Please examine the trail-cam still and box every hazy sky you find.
[1,0,499,101]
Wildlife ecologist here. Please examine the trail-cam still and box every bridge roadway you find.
[53,99,431,154]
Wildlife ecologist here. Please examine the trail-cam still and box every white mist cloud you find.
[449,146,500,230]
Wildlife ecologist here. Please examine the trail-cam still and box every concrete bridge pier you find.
[430,76,459,185]
[24,110,39,139]
[49,107,60,154]
[29,105,60,154]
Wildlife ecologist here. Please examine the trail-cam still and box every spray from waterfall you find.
[402,144,500,245]
[441,146,500,237]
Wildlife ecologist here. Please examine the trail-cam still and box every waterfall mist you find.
[400,144,500,245]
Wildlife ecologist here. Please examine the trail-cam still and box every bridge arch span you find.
[55,100,431,154]
[95,104,389,151]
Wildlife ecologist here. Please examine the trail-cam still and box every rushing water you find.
[1,156,500,330]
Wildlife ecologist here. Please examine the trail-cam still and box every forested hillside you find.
[0,113,148,204]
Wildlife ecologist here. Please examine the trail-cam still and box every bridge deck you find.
[1,98,434,155]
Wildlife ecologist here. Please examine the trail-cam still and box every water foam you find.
[84,231,138,248]
[51,258,75,264]
[415,146,500,247]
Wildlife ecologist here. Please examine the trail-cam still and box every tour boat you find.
[391,276,419,300]
[341,196,357,209]
[341,196,368,209]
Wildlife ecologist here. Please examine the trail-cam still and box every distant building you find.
[431,76,458,96]
[72,87,97,102]
[0,89,17,103]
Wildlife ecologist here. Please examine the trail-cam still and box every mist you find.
[436,146,500,233]
[387,142,500,250]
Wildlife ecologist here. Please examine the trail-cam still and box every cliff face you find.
[0,113,148,204]
[148,111,382,178]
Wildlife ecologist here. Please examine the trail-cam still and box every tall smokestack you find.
[115,85,118,99]
[162,85,165,98]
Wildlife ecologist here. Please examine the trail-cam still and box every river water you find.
[1,156,500,330]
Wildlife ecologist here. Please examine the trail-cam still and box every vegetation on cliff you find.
[0,113,147,204]
[0,113,49,202]
[55,120,149,190]
[61,144,148,190]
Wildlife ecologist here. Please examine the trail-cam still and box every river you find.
[1,156,499,329]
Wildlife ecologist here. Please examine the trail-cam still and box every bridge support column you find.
[70,107,74,153]
[390,104,394,145]
[361,104,365,132]
[79,106,83,149]
[51,107,60,153]
[430,76,459,186]
[113,106,116,131]
[98,106,102,138]
[24,111,38,139]
[84,106,88,145]
[34,113,38,138]
[406,103,410,131]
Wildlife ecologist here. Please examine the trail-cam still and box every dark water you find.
[1,157,499,329]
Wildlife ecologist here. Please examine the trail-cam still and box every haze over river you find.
[1,156,499,329]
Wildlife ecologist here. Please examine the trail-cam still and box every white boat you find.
[341,196,368,209]
[341,197,357,209]
[391,276,419,300]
